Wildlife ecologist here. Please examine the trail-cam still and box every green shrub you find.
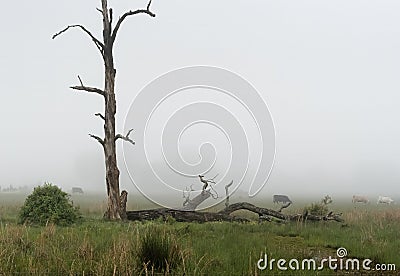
[304,195,333,216]
[138,226,181,272]
[19,183,81,226]
[304,202,329,216]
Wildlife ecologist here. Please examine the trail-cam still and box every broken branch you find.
[77,75,84,86]
[89,134,104,146]
[95,113,105,121]
[115,129,135,145]
[111,0,155,44]
[277,202,292,213]
[52,24,104,55]
[182,185,195,207]
[70,76,105,96]
[225,180,233,208]
[181,190,212,211]
[70,86,105,96]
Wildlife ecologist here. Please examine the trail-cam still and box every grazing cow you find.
[352,195,369,204]
[72,187,84,194]
[377,196,394,204]
[273,194,292,204]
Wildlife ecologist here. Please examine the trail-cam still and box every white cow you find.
[377,196,394,205]
[352,195,369,204]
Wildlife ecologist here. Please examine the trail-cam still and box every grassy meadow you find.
[0,192,399,275]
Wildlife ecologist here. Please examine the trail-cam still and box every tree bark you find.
[100,0,121,220]
[120,190,128,220]
[126,208,248,223]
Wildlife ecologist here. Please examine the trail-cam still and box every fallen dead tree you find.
[126,176,344,223]
[126,201,344,223]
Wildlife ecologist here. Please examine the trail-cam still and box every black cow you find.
[72,187,84,194]
[273,194,292,204]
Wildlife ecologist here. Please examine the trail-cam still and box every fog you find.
[1,0,400,204]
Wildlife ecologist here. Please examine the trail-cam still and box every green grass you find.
[0,192,399,275]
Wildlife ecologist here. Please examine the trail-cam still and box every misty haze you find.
[1,0,399,204]
[1,1,400,275]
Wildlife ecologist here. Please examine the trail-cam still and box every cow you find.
[377,196,394,205]
[72,187,84,194]
[273,194,292,204]
[352,195,369,204]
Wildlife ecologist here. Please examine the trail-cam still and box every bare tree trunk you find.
[53,0,155,220]
[102,0,121,220]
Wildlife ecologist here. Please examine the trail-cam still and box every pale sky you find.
[1,0,400,202]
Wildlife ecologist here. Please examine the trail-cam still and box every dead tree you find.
[53,0,155,220]
[126,202,344,223]
[126,181,343,223]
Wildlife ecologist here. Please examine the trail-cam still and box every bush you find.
[304,202,329,216]
[137,226,181,272]
[304,195,333,216]
[19,183,81,226]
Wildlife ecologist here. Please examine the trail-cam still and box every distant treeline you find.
[0,185,29,193]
